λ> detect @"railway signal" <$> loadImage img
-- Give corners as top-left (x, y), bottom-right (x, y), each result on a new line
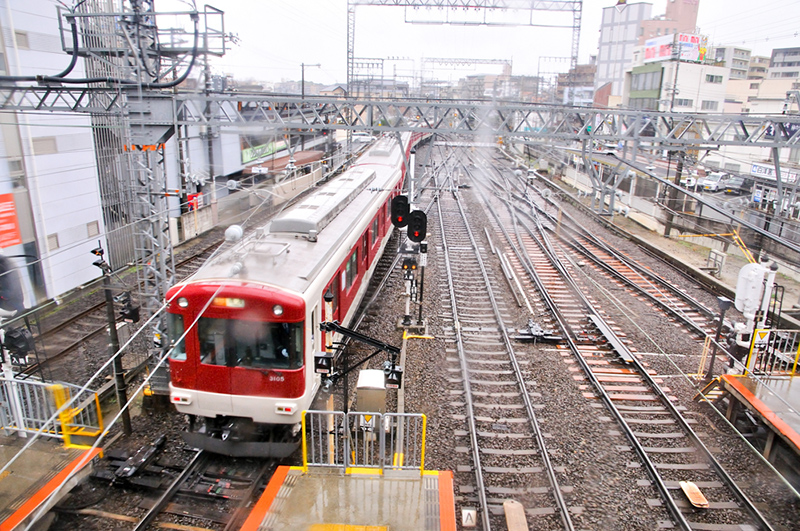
top-left (391, 195), bottom-right (409, 227)
top-left (407, 210), bottom-right (427, 243)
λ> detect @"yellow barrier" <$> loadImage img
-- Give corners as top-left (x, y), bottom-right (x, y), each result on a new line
top-left (49, 384), bottom-right (104, 451)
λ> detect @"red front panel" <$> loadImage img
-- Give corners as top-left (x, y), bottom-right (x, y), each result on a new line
top-left (167, 282), bottom-right (306, 400)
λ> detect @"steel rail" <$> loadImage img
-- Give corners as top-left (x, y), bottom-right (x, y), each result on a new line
top-left (438, 149), bottom-right (574, 529)
top-left (479, 167), bottom-right (775, 530)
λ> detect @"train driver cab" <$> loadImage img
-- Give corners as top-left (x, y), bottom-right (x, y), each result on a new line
top-left (195, 318), bottom-right (303, 370)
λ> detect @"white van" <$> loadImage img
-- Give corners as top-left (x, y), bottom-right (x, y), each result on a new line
top-left (702, 172), bottom-right (727, 192)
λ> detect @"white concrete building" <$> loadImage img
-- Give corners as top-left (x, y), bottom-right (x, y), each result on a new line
top-left (711, 46), bottom-right (751, 80)
top-left (595, 2), bottom-right (653, 104)
top-left (0, 1), bottom-right (108, 307)
top-left (625, 34), bottom-right (728, 114)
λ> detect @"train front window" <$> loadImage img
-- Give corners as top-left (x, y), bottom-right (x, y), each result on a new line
top-left (167, 313), bottom-right (186, 361)
top-left (197, 317), bottom-right (303, 370)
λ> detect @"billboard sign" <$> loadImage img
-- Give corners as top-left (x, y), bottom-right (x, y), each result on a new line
top-left (0, 194), bottom-right (22, 249)
top-left (750, 162), bottom-right (798, 184)
top-left (644, 33), bottom-right (707, 64)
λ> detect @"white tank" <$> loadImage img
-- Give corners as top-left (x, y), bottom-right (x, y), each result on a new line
top-left (735, 262), bottom-right (767, 317)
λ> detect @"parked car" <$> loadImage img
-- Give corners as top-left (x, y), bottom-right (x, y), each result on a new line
top-left (723, 176), bottom-right (754, 195)
top-left (679, 176), bottom-right (697, 188)
top-left (702, 172), bottom-right (727, 192)
top-left (352, 132), bottom-right (376, 143)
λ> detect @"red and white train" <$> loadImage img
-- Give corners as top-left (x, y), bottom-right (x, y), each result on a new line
top-left (165, 132), bottom-right (428, 456)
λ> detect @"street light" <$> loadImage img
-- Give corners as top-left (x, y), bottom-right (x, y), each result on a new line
top-left (300, 63), bottom-right (321, 151)
top-left (300, 62), bottom-right (321, 100)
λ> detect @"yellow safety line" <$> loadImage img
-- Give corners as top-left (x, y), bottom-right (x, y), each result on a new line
top-left (420, 414), bottom-right (427, 472)
top-left (346, 467), bottom-right (384, 475)
top-left (403, 330), bottom-right (435, 340)
top-left (301, 410), bottom-right (308, 473)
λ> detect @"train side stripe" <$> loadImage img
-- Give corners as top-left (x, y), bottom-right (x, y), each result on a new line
top-left (240, 465), bottom-right (290, 531)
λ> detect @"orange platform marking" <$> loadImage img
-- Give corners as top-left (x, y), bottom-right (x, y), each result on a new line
top-left (0, 447), bottom-right (102, 531)
top-left (721, 375), bottom-right (800, 453)
top-left (438, 470), bottom-right (456, 530)
top-left (239, 465), bottom-right (289, 531)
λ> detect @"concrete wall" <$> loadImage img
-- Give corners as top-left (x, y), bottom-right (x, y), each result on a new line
top-left (0, 1), bottom-right (107, 304)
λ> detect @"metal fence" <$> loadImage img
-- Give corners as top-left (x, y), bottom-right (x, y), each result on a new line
top-left (302, 410), bottom-right (426, 475)
top-left (746, 329), bottom-right (800, 375)
top-left (0, 377), bottom-right (103, 442)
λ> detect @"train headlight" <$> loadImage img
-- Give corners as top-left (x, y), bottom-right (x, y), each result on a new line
top-left (178, 297), bottom-right (189, 308)
top-left (272, 304), bottom-right (284, 316)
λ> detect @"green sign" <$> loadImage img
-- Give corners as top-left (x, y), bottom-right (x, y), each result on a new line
top-left (241, 140), bottom-right (288, 164)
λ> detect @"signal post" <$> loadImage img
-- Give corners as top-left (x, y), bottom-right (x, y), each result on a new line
top-left (391, 195), bottom-right (428, 334)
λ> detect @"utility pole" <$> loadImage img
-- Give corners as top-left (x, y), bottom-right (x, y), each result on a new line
top-left (91, 246), bottom-right (132, 436)
top-left (301, 63), bottom-right (321, 151)
top-left (663, 38), bottom-right (684, 237)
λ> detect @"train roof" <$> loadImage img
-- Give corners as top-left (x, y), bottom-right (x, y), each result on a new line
top-left (175, 133), bottom-right (410, 297)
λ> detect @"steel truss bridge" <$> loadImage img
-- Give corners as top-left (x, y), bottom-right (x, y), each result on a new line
top-left (2, 88), bottom-right (798, 148)
top-left (2, 85), bottom-right (799, 361)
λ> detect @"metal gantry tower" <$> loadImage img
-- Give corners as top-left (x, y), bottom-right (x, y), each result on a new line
top-left (346, 0), bottom-right (583, 103)
top-left (47, 1), bottom-right (226, 340)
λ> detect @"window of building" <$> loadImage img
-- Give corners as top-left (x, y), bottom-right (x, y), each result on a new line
top-left (47, 233), bottom-right (59, 251)
top-left (629, 98), bottom-right (659, 110)
top-left (705, 74), bottom-right (723, 84)
top-left (32, 137), bottom-right (57, 155)
top-left (14, 31), bottom-right (29, 50)
top-left (674, 98), bottom-right (693, 107)
top-left (750, 83), bottom-right (760, 89)
top-left (701, 100), bottom-right (719, 111)
top-left (87, 221), bottom-right (100, 238)
top-left (8, 159), bottom-right (23, 175)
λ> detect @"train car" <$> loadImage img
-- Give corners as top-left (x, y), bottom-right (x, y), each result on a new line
top-left (165, 132), bottom-right (428, 456)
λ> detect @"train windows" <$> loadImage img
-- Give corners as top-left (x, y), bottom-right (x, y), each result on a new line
top-left (362, 233), bottom-right (369, 263)
top-left (371, 217), bottom-right (379, 245)
top-left (198, 318), bottom-right (227, 366)
top-left (167, 313), bottom-right (186, 361)
top-left (197, 317), bottom-right (303, 370)
top-left (345, 249), bottom-right (358, 288)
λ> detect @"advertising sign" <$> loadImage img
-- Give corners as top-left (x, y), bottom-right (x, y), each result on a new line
top-left (750, 162), bottom-right (798, 183)
top-left (241, 140), bottom-right (289, 164)
top-left (644, 33), bottom-right (707, 63)
top-left (0, 194), bottom-right (22, 249)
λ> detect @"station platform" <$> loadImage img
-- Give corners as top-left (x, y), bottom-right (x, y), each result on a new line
top-left (720, 374), bottom-right (800, 459)
top-left (241, 466), bottom-right (456, 531)
top-left (0, 436), bottom-right (100, 530)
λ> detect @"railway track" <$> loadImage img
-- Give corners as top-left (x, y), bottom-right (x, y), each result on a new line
top-left (469, 161), bottom-right (773, 530)
top-left (433, 165), bottom-right (573, 530)
top-left (63, 449), bottom-right (275, 530)
top-left (17, 240), bottom-right (222, 381)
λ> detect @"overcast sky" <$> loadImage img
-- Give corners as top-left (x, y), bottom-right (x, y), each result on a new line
top-left (168, 0), bottom-right (800, 85)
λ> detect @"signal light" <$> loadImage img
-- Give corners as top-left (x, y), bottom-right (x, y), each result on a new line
top-left (402, 258), bottom-right (417, 271)
top-left (315, 351), bottom-right (333, 374)
top-left (384, 365), bottom-right (403, 389)
top-left (391, 195), bottom-right (409, 228)
top-left (407, 210), bottom-right (427, 243)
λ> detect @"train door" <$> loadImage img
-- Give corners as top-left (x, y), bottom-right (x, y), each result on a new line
top-left (323, 276), bottom-right (339, 352)
top-left (325, 275), bottom-right (340, 324)
top-left (194, 316), bottom-right (234, 413)
top-left (362, 232), bottom-right (370, 271)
